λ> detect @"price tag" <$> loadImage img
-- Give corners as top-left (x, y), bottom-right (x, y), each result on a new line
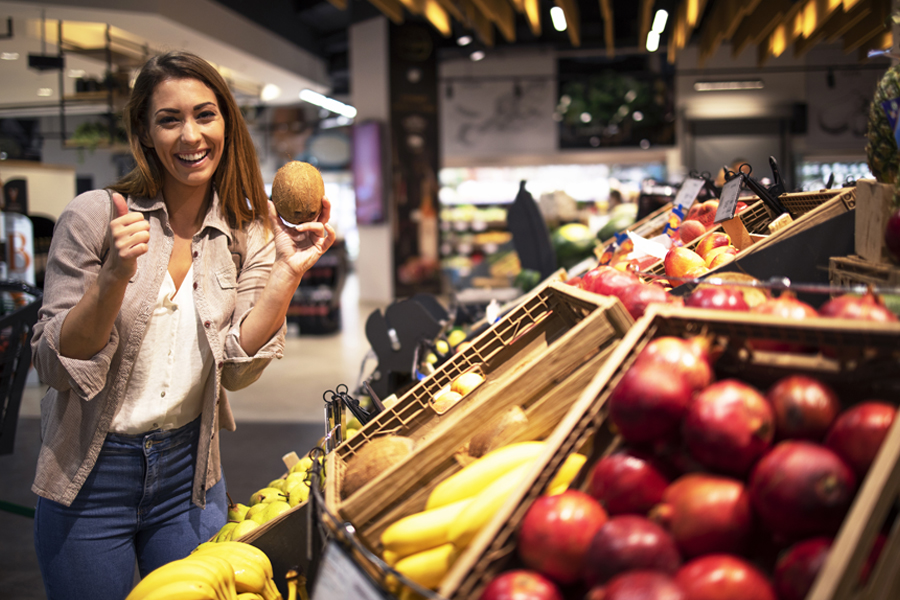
top-left (714, 177), bottom-right (742, 224)
top-left (312, 540), bottom-right (392, 600)
top-left (673, 178), bottom-right (705, 213)
top-left (627, 231), bottom-right (669, 261)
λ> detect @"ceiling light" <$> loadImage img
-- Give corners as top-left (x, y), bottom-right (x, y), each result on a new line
top-left (550, 7), bottom-right (567, 31)
top-left (651, 10), bottom-right (669, 33)
top-left (470, 50), bottom-right (485, 62)
top-left (694, 80), bottom-right (765, 91)
top-left (646, 31), bottom-right (660, 52)
top-left (260, 83), bottom-right (281, 102)
top-left (37, 88), bottom-right (53, 97)
top-left (67, 69), bottom-right (86, 78)
top-left (457, 35), bottom-right (473, 46)
top-left (299, 89), bottom-right (357, 119)
top-left (1, 52), bottom-right (19, 61)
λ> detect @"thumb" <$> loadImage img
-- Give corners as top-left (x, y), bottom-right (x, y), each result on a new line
top-left (112, 192), bottom-right (129, 219)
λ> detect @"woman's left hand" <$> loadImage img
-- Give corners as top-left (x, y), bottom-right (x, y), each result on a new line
top-left (268, 196), bottom-right (337, 280)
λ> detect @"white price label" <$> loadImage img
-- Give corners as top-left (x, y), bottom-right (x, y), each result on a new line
top-left (674, 178), bottom-right (705, 212)
top-left (714, 177), bottom-right (742, 224)
top-left (312, 541), bottom-right (391, 600)
top-left (627, 231), bottom-right (669, 261)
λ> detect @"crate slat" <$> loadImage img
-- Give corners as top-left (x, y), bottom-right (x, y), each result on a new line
top-left (830, 255), bottom-right (900, 287)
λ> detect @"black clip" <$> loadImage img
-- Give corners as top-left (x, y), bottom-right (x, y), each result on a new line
top-left (732, 163), bottom-right (789, 216)
top-left (326, 384), bottom-right (375, 429)
top-left (767, 156), bottom-right (787, 197)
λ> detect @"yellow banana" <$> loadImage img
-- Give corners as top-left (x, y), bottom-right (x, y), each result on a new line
top-left (381, 497), bottom-right (473, 559)
top-left (383, 549), bottom-right (400, 566)
top-left (194, 545), bottom-right (270, 595)
top-left (132, 580), bottom-right (219, 600)
top-left (126, 557), bottom-right (226, 600)
top-left (183, 554), bottom-right (239, 600)
top-left (203, 542), bottom-right (275, 579)
top-left (447, 460), bottom-right (535, 549)
top-left (393, 543), bottom-right (457, 590)
top-left (546, 453), bottom-right (587, 496)
top-left (263, 578), bottom-right (284, 600)
top-left (237, 594), bottom-right (265, 600)
top-left (426, 441), bottom-right (545, 510)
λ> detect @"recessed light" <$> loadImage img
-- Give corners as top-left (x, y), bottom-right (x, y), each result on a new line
top-left (260, 83), bottom-right (281, 102)
top-left (1, 52), bottom-right (19, 61)
top-left (37, 88), bottom-right (52, 97)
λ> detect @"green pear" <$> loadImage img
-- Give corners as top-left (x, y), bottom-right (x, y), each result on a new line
top-left (227, 502), bottom-right (250, 522)
top-left (213, 522), bottom-right (238, 543)
top-left (346, 415), bottom-right (362, 430)
top-left (283, 473), bottom-right (307, 492)
top-left (288, 481), bottom-right (310, 507)
top-left (245, 503), bottom-right (268, 523)
top-left (249, 487), bottom-right (286, 505)
top-left (230, 519), bottom-right (260, 541)
top-left (266, 479), bottom-right (286, 492)
top-left (289, 456), bottom-right (314, 476)
top-left (260, 500), bottom-right (292, 524)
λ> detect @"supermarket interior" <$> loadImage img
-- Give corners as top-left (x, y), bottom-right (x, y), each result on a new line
top-left (1, 0), bottom-right (900, 599)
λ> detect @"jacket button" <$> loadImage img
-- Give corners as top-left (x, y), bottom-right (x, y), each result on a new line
top-left (193, 282), bottom-right (198, 290)
top-left (193, 251), bottom-right (199, 258)
top-left (204, 321), bottom-right (211, 328)
top-left (218, 361), bottom-right (224, 369)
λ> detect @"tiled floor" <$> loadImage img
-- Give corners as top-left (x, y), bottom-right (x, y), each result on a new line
top-left (0, 272), bottom-right (387, 599)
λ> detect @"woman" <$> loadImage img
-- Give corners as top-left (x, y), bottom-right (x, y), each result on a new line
top-left (31, 51), bottom-right (335, 600)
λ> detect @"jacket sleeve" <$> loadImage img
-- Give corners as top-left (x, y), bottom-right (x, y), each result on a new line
top-left (31, 191), bottom-right (120, 400)
top-left (221, 220), bottom-right (286, 391)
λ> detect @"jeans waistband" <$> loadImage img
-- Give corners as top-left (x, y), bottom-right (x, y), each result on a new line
top-left (103, 416), bottom-right (201, 453)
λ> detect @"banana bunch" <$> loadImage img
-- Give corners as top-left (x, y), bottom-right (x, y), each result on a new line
top-left (379, 441), bottom-right (586, 593)
top-left (125, 541), bottom-right (282, 600)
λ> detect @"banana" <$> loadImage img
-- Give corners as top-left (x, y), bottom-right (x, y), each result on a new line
top-left (546, 452), bottom-right (587, 496)
top-left (131, 580), bottom-right (219, 600)
top-left (183, 554), bottom-right (239, 600)
top-left (197, 541), bottom-right (275, 579)
top-left (382, 549), bottom-right (400, 566)
top-left (237, 594), bottom-right (265, 600)
top-left (426, 441), bottom-right (546, 510)
top-left (392, 542), bottom-right (458, 590)
top-left (381, 497), bottom-right (473, 559)
top-left (194, 543), bottom-right (272, 595)
top-left (126, 557), bottom-right (227, 600)
top-left (263, 578), bottom-right (284, 600)
top-left (447, 460), bottom-right (535, 549)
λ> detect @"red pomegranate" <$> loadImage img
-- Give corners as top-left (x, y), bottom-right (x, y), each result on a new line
top-left (773, 537), bottom-right (832, 600)
top-left (589, 268), bottom-right (641, 299)
top-left (825, 401), bottom-right (897, 479)
top-left (749, 441), bottom-right (857, 539)
top-left (767, 375), bottom-right (841, 441)
top-left (750, 292), bottom-right (819, 352)
top-left (621, 282), bottom-right (672, 320)
top-left (609, 363), bottom-right (694, 444)
top-left (682, 379), bottom-right (774, 475)
top-left (583, 515), bottom-right (682, 587)
top-left (518, 490), bottom-right (609, 584)
top-left (565, 275), bottom-right (584, 289)
top-left (886, 207), bottom-right (900, 263)
top-left (581, 267), bottom-right (614, 293)
top-left (650, 473), bottom-right (753, 558)
top-left (591, 571), bottom-right (686, 600)
top-left (675, 554), bottom-right (776, 600)
top-left (588, 450), bottom-right (671, 515)
top-left (819, 291), bottom-right (898, 323)
top-left (479, 570), bottom-right (563, 600)
top-left (633, 336), bottom-right (714, 394)
top-left (684, 286), bottom-right (749, 311)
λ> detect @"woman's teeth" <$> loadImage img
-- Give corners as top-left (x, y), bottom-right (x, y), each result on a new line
top-left (177, 150), bottom-right (208, 163)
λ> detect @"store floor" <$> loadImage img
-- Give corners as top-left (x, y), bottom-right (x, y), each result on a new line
top-left (0, 272), bottom-right (387, 599)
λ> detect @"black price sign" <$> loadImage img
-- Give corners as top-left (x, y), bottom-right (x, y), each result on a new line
top-left (714, 176), bottom-right (742, 224)
top-left (312, 540), bottom-right (392, 600)
top-left (674, 178), bottom-right (705, 212)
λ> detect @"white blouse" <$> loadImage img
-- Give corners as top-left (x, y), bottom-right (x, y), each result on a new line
top-left (110, 264), bottom-right (213, 434)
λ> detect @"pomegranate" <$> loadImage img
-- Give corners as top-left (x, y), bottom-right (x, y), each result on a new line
top-left (749, 441), bottom-right (857, 539)
top-left (633, 336), bottom-right (714, 394)
top-left (581, 266), bottom-right (615, 294)
top-left (588, 450), bottom-right (671, 515)
top-left (825, 401), bottom-right (897, 479)
top-left (684, 286), bottom-right (749, 311)
top-left (819, 290), bottom-right (898, 323)
top-left (650, 473), bottom-right (753, 558)
top-left (478, 570), bottom-right (563, 600)
top-left (885, 206), bottom-right (900, 263)
top-left (675, 554), bottom-right (776, 600)
top-left (767, 375), bottom-right (841, 441)
top-left (517, 490), bottom-right (609, 584)
top-left (621, 282), bottom-right (672, 320)
top-left (682, 379), bottom-right (774, 475)
top-left (609, 363), bottom-right (694, 444)
top-left (773, 537), bottom-right (832, 600)
top-left (750, 292), bottom-right (819, 352)
top-left (583, 515), bottom-right (682, 587)
top-left (592, 571), bottom-right (686, 600)
top-left (565, 275), bottom-right (584, 289)
top-left (590, 268), bottom-right (641, 299)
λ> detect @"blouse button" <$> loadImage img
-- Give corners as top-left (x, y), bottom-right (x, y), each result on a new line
top-left (193, 282), bottom-right (198, 290)
top-left (218, 361), bottom-right (224, 369)
top-left (193, 251), bottom-right (199, 258)
top-left (204, 321), bottom-right (211, 328)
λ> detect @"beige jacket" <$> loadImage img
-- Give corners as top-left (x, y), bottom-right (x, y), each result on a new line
top-left (32, 189), bottom-right (285, 508)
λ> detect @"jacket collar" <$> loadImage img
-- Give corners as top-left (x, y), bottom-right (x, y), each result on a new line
top-left (127, 188), bottom-right (234, 243)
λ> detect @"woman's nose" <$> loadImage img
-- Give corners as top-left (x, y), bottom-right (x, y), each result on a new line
top-left (181, 119), bottom-right (201, 143)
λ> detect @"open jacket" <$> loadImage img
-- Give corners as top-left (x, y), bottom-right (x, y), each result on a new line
top-left (31, 189), bottom-right (285, 508)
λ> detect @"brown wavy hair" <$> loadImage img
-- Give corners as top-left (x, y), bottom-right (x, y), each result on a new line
top-left (110, 51), bottom-right (266, 230)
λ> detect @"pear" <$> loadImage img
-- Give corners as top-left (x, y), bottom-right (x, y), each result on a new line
top-left (226, 502), bottom-right (250, 522)
top-left (283, 472), bottom-right (308, 492)
top-left (288, 482), bottom-right (311, 506)
top-left (434, 339), bottom-right (450, 355)
top-left (347, 415), bottom-right (362, 430)
top-left (266, 479), bottom-right (286, 492)
top-left (249, 487), bottom-right (286, 505)
top-left (213, 522), bottom-right (238, 543)
top-left (245, 503), bottom-right (269, 524)
top-left (230, 519), bottom-right (260, 541)
top-left (345, 427), bottom-right (360, 439)
top-left (260, 500), bottom-right (292, 524)
top-left (447, 328), bottom-right (467, 348)
top-left (289, 456), bottom-right (314, 476)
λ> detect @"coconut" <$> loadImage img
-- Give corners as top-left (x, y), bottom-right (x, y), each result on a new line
top-left (341, 435), bottom-right (416, 498)
top-left (271, 161), bottom-right (324, 225)
top-left (468, 405), bottom-right (529, 458)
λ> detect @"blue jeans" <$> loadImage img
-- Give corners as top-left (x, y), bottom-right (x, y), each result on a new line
top-left (34, 417), bottom-right (228, 600)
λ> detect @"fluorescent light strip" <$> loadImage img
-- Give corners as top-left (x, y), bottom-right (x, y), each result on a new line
top-left (651, 10), bottom-right (668, 33)
top-left (694, 80), bottom-right (765, 91)
top-left (550, 6), bottom-right (567, 32)
top-left (299, 89), bottom-right (357, 119)
top-left (646, 31), bottom-right (660, 52)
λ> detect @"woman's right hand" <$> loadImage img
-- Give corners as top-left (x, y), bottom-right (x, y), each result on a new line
top-left (105, 192), bottom-right (150, 281)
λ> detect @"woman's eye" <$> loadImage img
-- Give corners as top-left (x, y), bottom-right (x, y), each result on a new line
top-left (198, 110), bottom-right (217, 120)
top-left (158, 116), bottom-right (178, 125)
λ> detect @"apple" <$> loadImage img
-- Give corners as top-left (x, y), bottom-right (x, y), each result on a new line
top-left (736, 201), bottom-right (750, 214)
top-left (452, 371), bottom-right (484, 395)
top-left (687, 200), bottom-right (719, 229)
top-left (703, 245), bottom-right (738, 267)
top-left (518, 490), bottom-right (609, 584)
top-left (664, 247), bottom-right (707, 279)
top-left (708, 252), bottom-right (736, 270)
top-left (679, 219), bottom-right (706, 244)
top-left (478, 570), bottom-right (563, 600)
top-left (695, 232), bottom-right (731, 260)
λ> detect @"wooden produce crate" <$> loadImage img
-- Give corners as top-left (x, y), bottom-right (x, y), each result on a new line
top-left (830, 255), bottom-right (900, 288)
top-left (854, 180), bottom-right (896, 265)
top-left (325, 283), bottom-right (633, 545)
top-left (441, 305), bottom-right (900, 600)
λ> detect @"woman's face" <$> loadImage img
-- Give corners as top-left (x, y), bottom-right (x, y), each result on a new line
top-left (143, 77), bottom-right (226, 195)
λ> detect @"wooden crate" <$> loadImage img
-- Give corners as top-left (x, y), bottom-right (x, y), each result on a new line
top-left (854, 180), bottom-right (895, 264)
top-left (441, 305), bottom-right (900, 600)
top-left (830, 255), bottom-right (900, 288)
top-left (325, 283), bottom-right (633, 528)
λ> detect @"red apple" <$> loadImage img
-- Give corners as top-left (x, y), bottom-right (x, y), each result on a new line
top-left (664, 247), bottom-right (707, 279)
top-left (590, 571), bottom-right (686, 600)
top-left (517, 490), bottom-right (609, 584)
top-left (703, 245), bottom-right (738, 267)
top-left (707, 252), bottom-right (736, 270)
top-left (679, 220), bottom-right (706, 244)
top-left (583, 515), bottom-right (682, 587)
top-left (479, 570), bottom-right (563, 600)
top-left (675, 554), bottom-right (776, 600)
top-left (825, 401), bottom-right (896, 479)
top-left (588, 450), bottom-right (672, 515)
top-left (695, 232), bottom-right (732, 260)
top-left (688, 200), bottom-right (720, 229)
